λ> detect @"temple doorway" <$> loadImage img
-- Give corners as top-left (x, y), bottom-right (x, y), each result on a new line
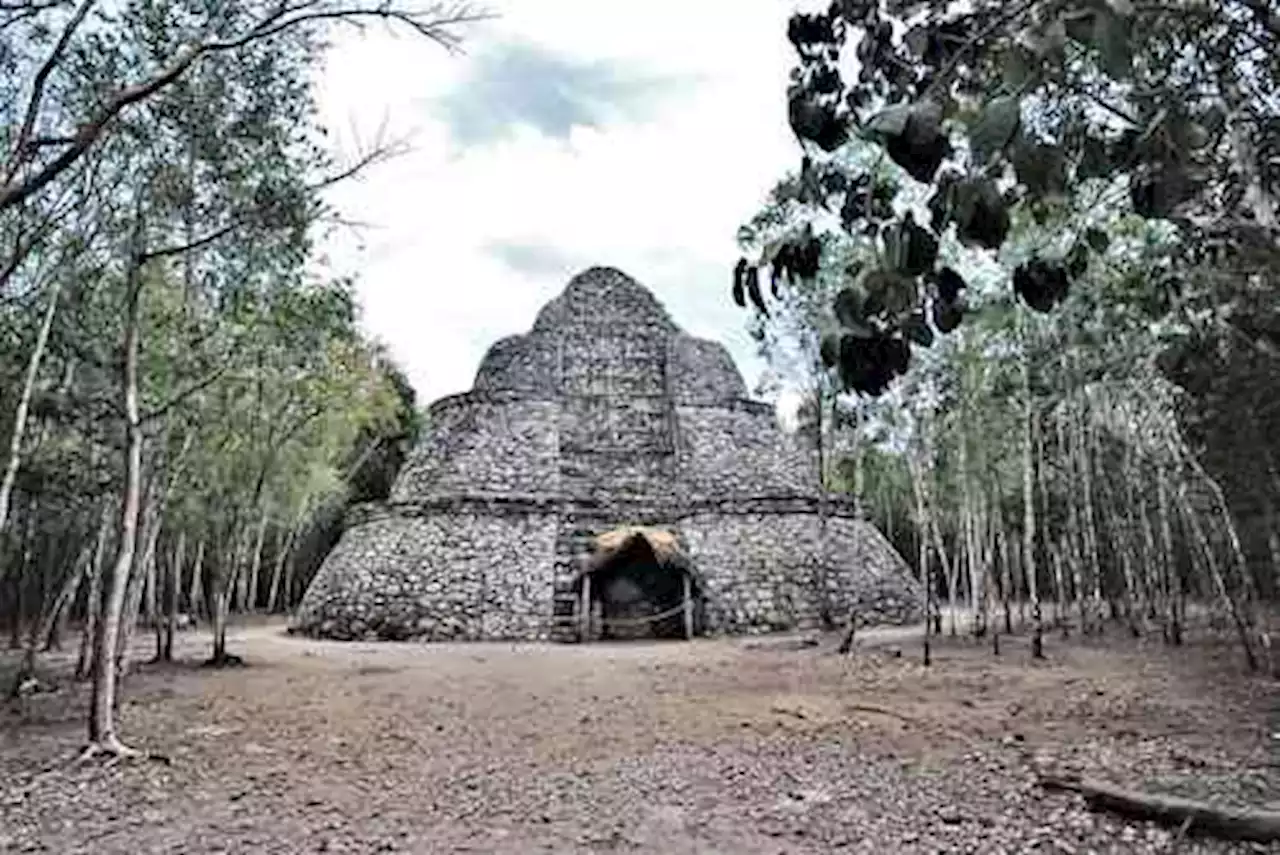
top-left (576, 527), bottom-right (702, 642)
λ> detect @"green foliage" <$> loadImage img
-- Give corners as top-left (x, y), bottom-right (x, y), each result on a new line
top-left (735, 0), bottom-right (1280, 398)
top-left (0, 0), bottom-right (453, 625)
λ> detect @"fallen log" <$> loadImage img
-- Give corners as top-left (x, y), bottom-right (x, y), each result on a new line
top-left (1038, 773), bottom-right (1280, 843)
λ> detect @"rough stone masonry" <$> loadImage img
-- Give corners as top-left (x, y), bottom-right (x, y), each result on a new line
top-left (292, 266), bottom-right (923, 642)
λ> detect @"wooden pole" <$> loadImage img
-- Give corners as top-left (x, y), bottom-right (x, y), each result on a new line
top-left (682, 572), bottom-right (693, 640)
top-left (580, 573), bottom-right (592, 643)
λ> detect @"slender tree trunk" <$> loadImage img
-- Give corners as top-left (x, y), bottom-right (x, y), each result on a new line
top-left (147, 532), bottom-right (161, 658)
top-left (267, 508), bottom-right (304, 614)
top-left (1155, 465), bottom-right (1182, 645)
top-left (188, 537), bottom-right (205, 622)
top-left (1185, 451), bottom-right (1271, 673)
top-left (1054, 405), bottom-right (1083, 634)
top-left (75, 504), bottom-right (112, 680)
top-left (163, 530), bottom-right (185, 662)
top-left (919, 483), bottom-right (932, 667)
top-left (39, 537), bottom-right (91, 652)
top-left (210, 524), bottom-right (248, 665)
top-left (10, 496), bottom-right (38, 649)
top-left (0, 278), bottom-right (61, 542)
top-left (1074, 401), bottom-right (1104, 630)
top-left (116, 489), bottom-right (160, 673)
top-left (1178, 483), bottom-right (1258, 671)
top-left (86, 239), bottom-right (146, 756)
top-left (1019, 310), bottom-right (1043, 659)
top-left (13, 530), bottom-right (91, 684)
top-left (997, 520), bottom-right (1013, 638)
top-left (246, 509), bottom-right (268, 614)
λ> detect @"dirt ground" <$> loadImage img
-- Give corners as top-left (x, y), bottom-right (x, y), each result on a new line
top-left (2, 620), bottom-right (1278, 854)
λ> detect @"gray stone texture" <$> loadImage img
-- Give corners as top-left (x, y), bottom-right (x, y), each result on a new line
top-left (293, 267), bottom-right (923, 642)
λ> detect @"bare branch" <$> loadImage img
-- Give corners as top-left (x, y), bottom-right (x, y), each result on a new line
top-left (3, 0), bottom-right (97, 184)
top-left (0, 3), bottom-right (490, 213)
top-left (141, 220), bottom-right (240, 261)
top-left (140, 364), bottom-right (232, 424)
top-left (142, 137), bottom-right (406, 260)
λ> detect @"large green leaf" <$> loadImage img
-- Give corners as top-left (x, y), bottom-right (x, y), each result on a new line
top-left (968, 96), bottom-right (1022, 166)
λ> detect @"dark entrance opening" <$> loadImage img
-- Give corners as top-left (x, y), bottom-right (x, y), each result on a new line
top-left (577, 531), bottom-right (702, 642)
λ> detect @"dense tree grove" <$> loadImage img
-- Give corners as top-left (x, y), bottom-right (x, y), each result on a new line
top-left (0, 0), bottom-right (473, 756)
top-left (738, 0), bottom-right (1279, 672)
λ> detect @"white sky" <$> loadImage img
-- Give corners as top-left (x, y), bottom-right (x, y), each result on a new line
top-left (312, 0), bottom-right (805, 414)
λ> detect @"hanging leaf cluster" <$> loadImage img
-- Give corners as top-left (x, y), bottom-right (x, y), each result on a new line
top-left (731, 227), bottom-right (824, 317)
top-left (734, 0), bottom-right (1279, 397)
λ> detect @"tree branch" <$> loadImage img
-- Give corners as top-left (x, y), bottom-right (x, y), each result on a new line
top-left (140, 141), bottom-right (399, 260)
top-left (0, 3), bottom-right (489, 212)
top-left (3, 0), bottom-right (97, 184)
top-left (140, 364), bottom-right (232, 424)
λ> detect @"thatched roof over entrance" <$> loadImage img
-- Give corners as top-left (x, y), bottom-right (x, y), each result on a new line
top-left (588, 526), bottom-right (683, 569)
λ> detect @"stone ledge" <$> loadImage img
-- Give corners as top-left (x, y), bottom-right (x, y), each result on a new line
top-left (426, 390), bottom-right (775, 420)
top-left (343, 493), bottom-right (864, 528)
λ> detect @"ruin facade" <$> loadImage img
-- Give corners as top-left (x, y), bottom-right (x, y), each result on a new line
top-left (292, 267), bottom-right (923, 642)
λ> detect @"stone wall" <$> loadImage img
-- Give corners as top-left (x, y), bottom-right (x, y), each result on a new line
top-left (390, 394), bottom-right (561, 502)
top-left (472, 335), bottom-right (557, 394)
top-left (295, 495), bottom-right (923, 642)
top-left (675, 405), bottom-right (818, 500)
top-left (669, 335), bottom-right (747, 404)
top-left (680, 512), bottom-right (826, 634)
top-left (822, 515), bottom-right (925, 629)
top-left (292, 510), bottom-right (559, 641)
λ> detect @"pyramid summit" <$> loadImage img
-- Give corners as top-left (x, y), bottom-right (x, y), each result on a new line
top-left (293, 266), bottom-right (922, 642)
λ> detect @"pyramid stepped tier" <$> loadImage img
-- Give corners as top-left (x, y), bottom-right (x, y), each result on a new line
top-left (293, 267), bottom-right (923, 642)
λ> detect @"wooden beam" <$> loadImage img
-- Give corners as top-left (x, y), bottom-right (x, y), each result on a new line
top-left (580, 573), bottom-right (592, 643)
top-left (682, 572), bottom-right (693, 640)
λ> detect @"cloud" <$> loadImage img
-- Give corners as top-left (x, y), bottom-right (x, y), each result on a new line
top-left (484, 239), bottom-right (580, 278)
top-left (315, 0), bottom-right (802, 411)
top-left (432, 40), bottom-right (693, 147)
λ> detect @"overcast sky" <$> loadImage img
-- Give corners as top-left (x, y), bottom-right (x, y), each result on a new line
top-left (312, 0), bottom-right (804, 412)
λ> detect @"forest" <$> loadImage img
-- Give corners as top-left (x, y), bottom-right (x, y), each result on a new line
top-left (736, 0), bottom-right (1280, 674)
top-left (1, 0), bottom-right (1279, 852)
top-left (0, 0), bottom-right (475, 757)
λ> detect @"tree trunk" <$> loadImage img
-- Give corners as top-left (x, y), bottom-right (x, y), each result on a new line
top-left (1073, 401), bottom-right (1104, 631)
top-left (162, 530), bottom-right (185, 662)
top-left (188, 537), bottom-right (205, 621)
top-left (910, 452), bottom-right (933, 667)
top-left (13, 530), bottom-right (92, 687)
top-left (997, 520), bottom-right (1013, 638)
top-left (245, 509), bottom-right (269, 614)
top-left (1039, 774), bottom-right (1280, 843)
top-left (115, 490), bottom-right (160, 674)
top-left (1186, 451), bottom-right (1272, 673)
top-left (1019, 309), bottom-right (1043, 659)
top-left (209, 525), bottom-right (249, 666)
top-left (147, 531), bottom-right (161, 659)
top-left (1154, 466), bottom-right (1182, 645)
top-left (0, 278), bottom-right (61, 542)
top-left (75, 504), bottom-right (112, 680)
top-left (38, 537), bottom-right (91, 653)
top-left (9, 496), bottom-right (38, 649)
top-left (86, 237), bottom-right (147, 757)
top-left (1178, 484), bottom-right (1258, 671)
top-left (267, 508), bottom-right (304, 614)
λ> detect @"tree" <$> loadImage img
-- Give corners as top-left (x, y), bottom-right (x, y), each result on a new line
top-left (734, 0), bottom-right (1279, 400)
top-left (1, 0), bottom-right (479, 758)
top-left (0, 0), bottom-right (485, 213)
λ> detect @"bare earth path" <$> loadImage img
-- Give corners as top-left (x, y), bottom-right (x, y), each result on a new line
top-left (2, 622), bottom-right (1278, 854)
